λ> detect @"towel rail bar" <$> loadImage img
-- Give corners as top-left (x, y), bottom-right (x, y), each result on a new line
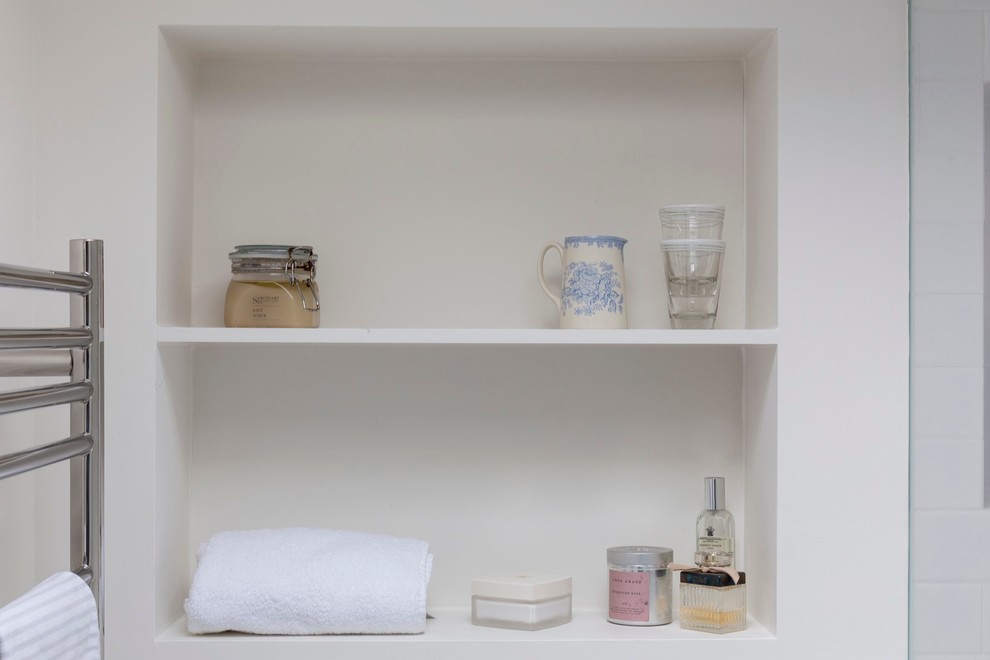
top-left (0, 239), bottom-right (103, 653)
top-left (0, 433), bottom-right (93, 481)
top-left (74, 566), bottom-right (93, 585)
top-left (68, 239), bottom-right (103, 644)
top-left (0, 350), bottom-right (72, 377)
top-left (0, 263), bottom-right (92, 294)
top-left (0, 381), bottom-right (93, 416)
top-left (0, 328), bottom-right (93, 350)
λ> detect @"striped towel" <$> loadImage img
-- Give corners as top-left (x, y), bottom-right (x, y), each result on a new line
top-left (0, 572), bottom-right (100, 660)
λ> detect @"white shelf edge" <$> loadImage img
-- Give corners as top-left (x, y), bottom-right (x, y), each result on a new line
top-left (157, 609), bottom-right (774, 647)
top-left (156, 326), bottom-right (779, 346)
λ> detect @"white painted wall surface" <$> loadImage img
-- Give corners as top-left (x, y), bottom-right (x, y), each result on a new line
top-left (911, 2), bottom-right (990, 658)
top-left (0, 0), bottom-right (88, 605)
top-left (5, 1), bottom-right (910, 658)
top-left (0, 0), bottom-right (37, 605)
top-left (30, 1), bottom-right (160, 656)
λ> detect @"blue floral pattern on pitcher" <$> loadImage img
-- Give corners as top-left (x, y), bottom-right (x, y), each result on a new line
top-left (562, 261), bottom-right (624, 316)
top-left (565, 235), bottom-right (627, 250)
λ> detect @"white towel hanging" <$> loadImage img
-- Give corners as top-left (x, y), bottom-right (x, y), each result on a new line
top-left (0, 572), bottom-right (100, 660)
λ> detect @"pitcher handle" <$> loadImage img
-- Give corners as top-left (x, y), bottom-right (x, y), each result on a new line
top-left (538, 241), bottom-right (565, 314)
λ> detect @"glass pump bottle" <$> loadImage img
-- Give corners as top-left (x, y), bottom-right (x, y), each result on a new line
top-left (694, 476), bottom-right (735, 568)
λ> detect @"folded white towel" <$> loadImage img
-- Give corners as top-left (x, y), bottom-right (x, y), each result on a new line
top-left (0, 572), bottom-right (100, 660)
top-left (184, 528), bottom-right (433, 635)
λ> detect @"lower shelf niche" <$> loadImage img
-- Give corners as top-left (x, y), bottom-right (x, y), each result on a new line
top-left (154, 342), bottom-right (777, 653)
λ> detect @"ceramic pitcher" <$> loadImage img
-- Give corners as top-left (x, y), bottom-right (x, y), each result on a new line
top-left (538, 235), bottom-right (628, 329)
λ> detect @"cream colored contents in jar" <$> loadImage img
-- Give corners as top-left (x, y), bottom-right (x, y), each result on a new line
top-left (224, 279), bottom-right (320, 328)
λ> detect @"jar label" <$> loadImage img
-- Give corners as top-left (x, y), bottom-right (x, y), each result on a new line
top-left (224, 280), bottom-right (320, 328)
top-left (697, 537), bottom-right (731, 552)
top-left (608, 569), bottom-right (649, 621)
top-left (250, 293), bottom-right (282, 320)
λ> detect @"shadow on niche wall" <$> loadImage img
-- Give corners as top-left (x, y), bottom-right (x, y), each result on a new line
top-left (984, 80), bottom-right (990, 509)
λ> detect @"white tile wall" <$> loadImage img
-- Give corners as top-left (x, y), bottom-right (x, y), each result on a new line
top-left (912, 222), bottom-right (983, 294)
top-left (914, 8), bottom-right (984, 80)
top-left (912, 3), bottom-right (990, 658)
top-left (913, 295), bottom-right (984, 366)
top-left (913, 440), bottom-right (985, 509)
top-left (913, 511), bottom-right (990, 581)
top-left (912, 367), bottom-right (984, 437)
top-left (913, 584), bottom-right (984, 654)
top-left (911, 152), bottom-right (984, 223)
top-left (984, 585), bottom-right (990, 647)
top-left (914, 81), bottom-right (985, 153)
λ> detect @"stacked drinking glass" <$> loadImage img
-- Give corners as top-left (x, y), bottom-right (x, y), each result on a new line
top-left (659, 205), bottom-right (726, 329)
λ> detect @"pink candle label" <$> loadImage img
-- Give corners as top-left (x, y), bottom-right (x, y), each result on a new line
top-left (608, 570), bottom-right (650, 621)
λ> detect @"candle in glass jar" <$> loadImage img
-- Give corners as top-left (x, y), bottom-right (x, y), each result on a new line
top-left (606, 546), bottom-right (673, 626)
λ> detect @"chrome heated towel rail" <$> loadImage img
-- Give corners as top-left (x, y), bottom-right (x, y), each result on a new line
top-left (0, 239), bottom-right (104, 641)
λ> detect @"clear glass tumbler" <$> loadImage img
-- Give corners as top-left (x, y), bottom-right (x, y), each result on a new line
top-left (660, 239), bottom-right (726, 329)
top-left (659, 204), bottom-right (725, 240)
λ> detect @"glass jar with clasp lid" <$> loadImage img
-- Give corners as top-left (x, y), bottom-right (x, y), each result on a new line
top-left (223, 245), bottom-right (321, 328)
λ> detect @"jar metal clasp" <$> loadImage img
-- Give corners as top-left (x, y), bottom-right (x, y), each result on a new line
top-left (286, 246), bottom-right (320, 312)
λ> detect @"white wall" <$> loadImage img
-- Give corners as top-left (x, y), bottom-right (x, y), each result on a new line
top-left (0, 0), bottom-right (39, 606)
top-left (0, 1), bottom-right (914, 656)
top-left (911, 2), bottom-right (990, 657)
top-left (0, 0), bottom-right (82, 607)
